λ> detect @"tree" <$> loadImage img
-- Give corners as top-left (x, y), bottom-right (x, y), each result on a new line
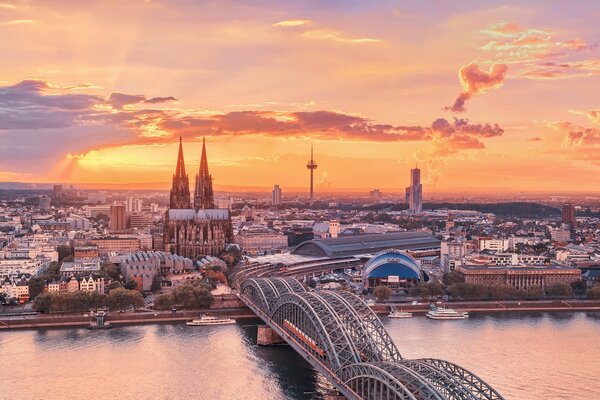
top-left (570, 280), bottom-right (587, 296)
top-left (107, 281), bottom-right (123, 291)
top-left (587, 285), bottom-right (600, 299)
top-left (447, 283), bottom-right (488, 300)
top-left (28, 277), bottom-right (46, 300)
top-left (171, 283), bottom-right (214, 309)
top-left (443, 271), bottom-right (465, 286)
top-left (546, 283), bottom-right (573, 299)
top-left (43, 262), bottom-right (61, 281)
top-left (154, 294), bottom-right (174, 310)
top-left (526, 285), bottom-right (545, 300)
top-left (306, 278), bottom-right (317, 289)
top-left (57, 245), bottom-right (73, 262)
top-left (488, 284), bottom-right (517, 300)
top-left (374, 285), bottom-right (391, 302)
top-left (101, 262), bottom-right (121, 282)
top-left (410, 282), bottom-right (445, 301)
top-left (151, 276), bottom-right (162, 292)
top-left (33, 293), bottom-right (53, 313)
top-left (88, 291), bottom-right (107, 311)
top-left (0, 292), bottom-right (7, 305)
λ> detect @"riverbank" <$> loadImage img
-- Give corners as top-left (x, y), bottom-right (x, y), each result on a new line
top-left (0, 308), bottom-right (256, 330)
top-left (372, 299), bottom-right (600, 315)
top-left (2, 298), bottom-right (600, 330)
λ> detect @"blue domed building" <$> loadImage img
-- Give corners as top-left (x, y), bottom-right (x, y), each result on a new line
top-left (362, 249), bottom-right (423, 289)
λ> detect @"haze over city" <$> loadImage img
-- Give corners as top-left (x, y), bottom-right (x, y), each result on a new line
top-left (2, 2), bottom-right (600, 400)
top-left (1, 1), bottom-right (600, 192)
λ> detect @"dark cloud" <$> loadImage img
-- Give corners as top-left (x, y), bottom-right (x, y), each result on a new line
top-left (107, 93), bottom-right (177, 109)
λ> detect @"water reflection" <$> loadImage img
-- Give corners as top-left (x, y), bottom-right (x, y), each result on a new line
top-left (1, 312), bottom-right (599, 400)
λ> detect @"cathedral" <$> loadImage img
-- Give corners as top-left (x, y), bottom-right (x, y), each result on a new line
top-left (163, 137), bottom-right (233, 258)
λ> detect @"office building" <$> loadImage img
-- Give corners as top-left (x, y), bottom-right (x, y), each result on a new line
top-left (272, 184), bottom-right (282, 206)
top-left (110, 204), bottom-right (127, 231)
top-left (406, 166), bottom-right (423, 214)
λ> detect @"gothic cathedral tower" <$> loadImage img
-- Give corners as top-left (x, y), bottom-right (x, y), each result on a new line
top-left (194, 137), bottom-right (215, 210)
top-left (169, 137), bottom-right (191, 209)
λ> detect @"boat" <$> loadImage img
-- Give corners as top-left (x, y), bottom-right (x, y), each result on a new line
top-left (186, 314), bottom-right (236, 326)
top-left (388, 307), bottom-right (412, 318)
top-left (426, 305), bottom-right (468, 320)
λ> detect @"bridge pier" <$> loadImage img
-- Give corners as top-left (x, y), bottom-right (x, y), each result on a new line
top-left (257, 325), bottom-right (286, 345)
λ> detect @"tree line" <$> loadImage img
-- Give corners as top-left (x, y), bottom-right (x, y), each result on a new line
top-left (33, 288), bottom-right (145, 313)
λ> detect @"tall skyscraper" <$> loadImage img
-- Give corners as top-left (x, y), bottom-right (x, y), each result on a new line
top-left (306, 145), bottom-right (318, 205)
top-left (562, 203), bottom-right (576, 227)
top-left (272, 184), bottom-right (282, 206)
top-left (110, 204), bottom-right (127, 231)
top-left (194, 137), bottom-right (215, 210)
top-left (407, 166), bottom-right (423, 214)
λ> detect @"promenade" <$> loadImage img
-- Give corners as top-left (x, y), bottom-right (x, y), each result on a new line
top-left (2, 298), bottom-right (599, 330)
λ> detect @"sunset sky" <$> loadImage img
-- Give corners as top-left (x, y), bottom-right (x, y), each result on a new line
top-left (1, 1), bottom-right (600, 193)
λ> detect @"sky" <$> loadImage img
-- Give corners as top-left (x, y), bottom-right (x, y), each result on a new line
top-left (1, 0), bottom-right (600, 193)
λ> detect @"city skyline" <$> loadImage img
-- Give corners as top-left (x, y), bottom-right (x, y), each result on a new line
top-left (1, 1), bottom-right (600, 193)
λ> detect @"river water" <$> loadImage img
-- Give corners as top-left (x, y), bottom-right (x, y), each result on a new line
top-left (1, 312), bottom-right (599, 399)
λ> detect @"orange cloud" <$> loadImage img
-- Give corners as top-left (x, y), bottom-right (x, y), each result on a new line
top-left (446, 63), bottom-right (508, 112)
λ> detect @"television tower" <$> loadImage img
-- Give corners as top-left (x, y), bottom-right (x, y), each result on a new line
top-left (306, 145), bottom-right (318, 205)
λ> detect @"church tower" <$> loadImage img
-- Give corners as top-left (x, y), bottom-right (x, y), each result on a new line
top-left (194, 137), bottom-right (215, 210)
top-left (169, 137), bottom-right (191, 209)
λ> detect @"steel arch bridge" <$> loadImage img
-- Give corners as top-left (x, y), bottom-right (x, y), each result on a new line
top-left (239, 278), bottom-right (504, 400)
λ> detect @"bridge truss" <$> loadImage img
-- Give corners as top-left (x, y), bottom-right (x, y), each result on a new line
top-left (239, 277), bottom-right (505, 400)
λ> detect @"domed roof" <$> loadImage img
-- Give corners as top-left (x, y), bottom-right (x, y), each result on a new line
top-left (362, 249), bottom-right (421, 280)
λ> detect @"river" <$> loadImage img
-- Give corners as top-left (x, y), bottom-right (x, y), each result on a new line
top-left (1, 311), bottom-right (599, 399)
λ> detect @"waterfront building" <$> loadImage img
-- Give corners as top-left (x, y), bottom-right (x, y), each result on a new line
top-left (407, 166), bottom-right (423, 214)
top-left (163, 138), bottom-right (233, 258)
top-left (456, 265), bottom-right (581, 289)
top-left (272, 184), bottom-right (282, 206)
top-left (110, 204), bottom-right (127, 231)
top-left (362, 250), bottom-right (423, 289)
top-left (120, 251), bottom-right (194, 291)
top-left (0, 276), bottom-right (29, 303)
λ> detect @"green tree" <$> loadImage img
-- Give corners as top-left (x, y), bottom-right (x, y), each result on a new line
top-left (526, 285), bottom-right (545, 300)
top-left (443, 271), bottom-right (465, 286)
top-left (101, 262), bottom-right (121, 282)
top-left (28, 277), bottom-right (46, 300)
top-left (57, 245), bottom-right (73, 262)
top-left (448, 283), bottom-right (488, 300)
top-left (154, 294), bottom-right (174, 310)
top-left (409, 282), bottom-right (445, 301)
top-left (107, 281), bottom-right (123, 291)
top-left (547, 283), bottom-right (573, 299)
top-left (0, 292), bottom-right (7, 304)
top-left (88, 291), bottom-right (107, 311)
top-left (43, 262), bottom-right (61, 281)
top-left (33, 292), bottom-right (53, 313)
top-left (374, 285), bottom-right (391, 302)
top-left (488, 284), bottom-right (517, 300)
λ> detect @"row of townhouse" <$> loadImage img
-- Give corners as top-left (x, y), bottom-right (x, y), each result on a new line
top-left (0, 276), bottom-right (30, 303)
top-left (45, 275), bottom-right (107, 294)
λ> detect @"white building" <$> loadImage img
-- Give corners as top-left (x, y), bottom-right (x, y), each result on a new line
top-left (478, 238), bottom-right (510, 252)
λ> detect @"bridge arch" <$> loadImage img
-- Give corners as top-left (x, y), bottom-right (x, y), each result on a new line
top-left (269, 292), bottom-right (362, 372)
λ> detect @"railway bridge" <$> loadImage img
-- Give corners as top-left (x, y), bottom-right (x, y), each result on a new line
top-left (239, 277), bottom-right (505, 400)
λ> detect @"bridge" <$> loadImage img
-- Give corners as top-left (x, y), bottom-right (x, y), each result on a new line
top-left (238, 277), bottom-right (505, 400)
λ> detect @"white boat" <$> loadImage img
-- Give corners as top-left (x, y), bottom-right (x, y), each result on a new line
top-left (426, 305), bottom-right (468, 320)
top-left (388, 307), bottom-right (413, 318)
top-left (186, 314), bottom-right (236, 326)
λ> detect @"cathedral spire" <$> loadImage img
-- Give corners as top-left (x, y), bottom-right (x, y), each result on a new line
top-left (194, 137), bottom-right (215, 209)
top-left (169, 136), bottom-right (191, 209)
